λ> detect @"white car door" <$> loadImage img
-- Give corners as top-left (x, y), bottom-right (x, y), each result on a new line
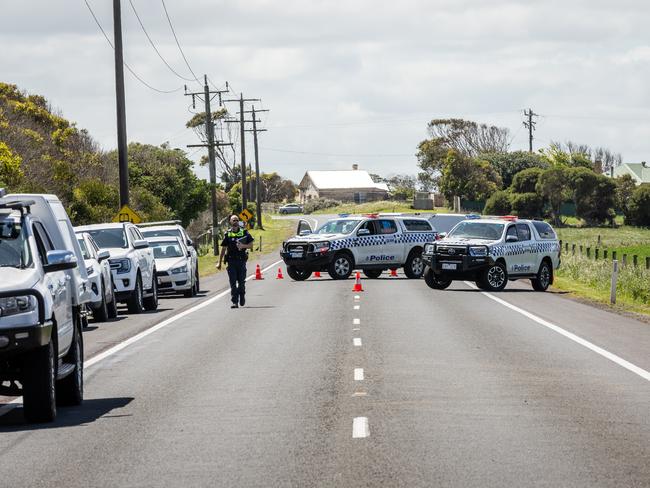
top-left (373, 219), bottom-right (402, 265)
top-left (516, 223), bottom-right (537, 274)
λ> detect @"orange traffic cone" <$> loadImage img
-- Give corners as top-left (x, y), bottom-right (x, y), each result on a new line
top-left (276, 267), bottom-right (284, 279)
top-left (390, 268), bottom-right (398, 277)
top-left (255, 264), bottom-right (264, 280)
top-left (352, 272), bottom-right (364, 292)
top-left (314, 271), bottom-right (321, 278)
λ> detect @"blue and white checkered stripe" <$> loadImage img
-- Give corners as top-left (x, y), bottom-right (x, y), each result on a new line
top-left (490, 240), bottom-right (560, 258)
top-left (329, 232), bottom-right (436, 251)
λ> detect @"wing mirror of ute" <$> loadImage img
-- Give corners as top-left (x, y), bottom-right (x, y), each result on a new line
top-left (44, 250), bottom-right (77, 273)
top-left (97, 250), bottom-right (110, 262)
top-left (133, 239), bottom-right (149, 249)
top-left (299, 229), bottom-right (312, 236)
top-left (357, 228), bottom-right (371, 236)
top-left (506, 235), bottom-right (518, 243)
top-left (437, 232), bottom-right (446, 240)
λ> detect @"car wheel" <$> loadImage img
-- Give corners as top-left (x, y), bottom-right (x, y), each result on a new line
top-left (127, 274), bottom-right (144, 314)
top-left (423, 266), bottom-right (452, 290)
top-left (363, 269), bottom-right (382, 279)
top-left (481, 261), bottom-right (508, 292)
top-left (143, 274), bottom-right (159, 311)
top-left (22, 339), bottom-right (57, 423)
top-left (287, 265), bottom-right (312, 281)
top-left (195, 271), bottom-right (200, 294)
top-left (57, 313), bottom-right (84, 406)
top-left (107, 282), bottom-right (118, 319)
top-left (404, 248), bottom-right (425, 279)
top-left (94, 280), bottom-right (109, 322)
top-left (475, 278), bottom-right (487, 290)
top-left (328, 253), bottom-right (353, 280)
top-left (532, 261), bottom-right (552, 292)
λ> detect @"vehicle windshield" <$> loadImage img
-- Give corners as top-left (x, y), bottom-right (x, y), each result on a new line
top-left (447, 221), bottom-right (504, 240)
top-left (316, 219), bottom-right (360, 235)
top-left (0, 213), bottom-right (32, 269)
top-left (141, 228), bottom-right (181, 239)
top-left (87, 228), bottom-right (128, 249)
top-left (77, 237), bottom-right (91, 260)
top-left (150, 241), bottom-right (184, 259)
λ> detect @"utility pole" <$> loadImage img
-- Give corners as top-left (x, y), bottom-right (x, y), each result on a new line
top-left (223, 94), bottom-right (260, 211)
top-left (185, 76), bottom-right (231, 255)
top-left (245, 106), bottom-right (268, 229)
top-left (113, 0), bottom-right (129, 207)
top-left (523, 108), bottom-right (538, 153)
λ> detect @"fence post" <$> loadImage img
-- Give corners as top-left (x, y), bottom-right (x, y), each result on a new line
top-left (633, 255), bottom-right (638, 267)
top-left (646, 256), bottom-right (650, 270)
top-left (610, 260), bottom-right (618, 304)
top-left (597, 235), bottom-right (602, 247)
top-left (603, 249), bottom-right (608, 260)
top-left (595, 249), bottom-right (599, 260)
top-left (572, 244), bottom-right (576, 255)
top-left (612, 250), bottom-right (617, 261)
top-left (586, 247), bottom-right (591, 258)
top-left (622, 254), bottom-right (628, 266)
top-left (565, 242), bottom-right (569, 253)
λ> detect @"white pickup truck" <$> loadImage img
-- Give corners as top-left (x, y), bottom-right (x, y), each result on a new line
top-left (280, 214), bottom-right (437, 280)
top-left (0, 191), bottom-right (89, 422)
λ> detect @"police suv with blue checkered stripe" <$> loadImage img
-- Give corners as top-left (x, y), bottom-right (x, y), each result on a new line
top-left (280, 214), bottom-right (437, 281)
top-left (421, 216), bottom-right (560, 292)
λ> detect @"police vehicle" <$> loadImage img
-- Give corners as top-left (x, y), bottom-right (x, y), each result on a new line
top-left (422, 216), bottom-right (561, 292)
top-left (280, 214), bottom-right (437, 281)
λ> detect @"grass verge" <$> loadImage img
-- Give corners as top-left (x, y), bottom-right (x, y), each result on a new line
top-left (198, 214), bottom-right (295, 278)
top-left (312, 201), bottom-right (447, 215)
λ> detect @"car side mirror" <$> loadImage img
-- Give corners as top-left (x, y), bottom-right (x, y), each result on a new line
top-left (506, 235), bottom-right (518, 243)
top-left (357, 228), bottom-right (370, 236)
top-left (97, 250), bottom-right (110, 262)
top-left (438, 232), bottom-right (446, 239)
top-left (133, 239), bottom-right (149, 249)
top-left (44, 250), bottom-right (77, 273)
top-left (299, 229), bottom-right (312, 236)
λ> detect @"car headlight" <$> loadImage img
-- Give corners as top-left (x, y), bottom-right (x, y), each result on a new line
top-left (469, 246), bottom-right (488, 257)
top-left (110, 258), bottom-right (131, 274)
top-left (172, 265), bottom-right (188, 274)
top-left (424, 243), bottom-right (435, 254)
top-left (312, 241), bottom-right (330, 253)
top-left (0, 295), bottom-right (37, 318)
top-left (86, 265), bottom-right (95, 275)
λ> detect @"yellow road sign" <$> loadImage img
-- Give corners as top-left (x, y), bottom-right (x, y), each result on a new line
top-left (239, 208), bottom-right (253, 222)
top-left (113, 205), bottom-right (142, 224)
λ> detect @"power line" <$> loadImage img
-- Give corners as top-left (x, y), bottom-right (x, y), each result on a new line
top-left (83, 0), bottom-right (182, 94)
top-left (127, 0), bottom-right (195, 82)
top-left (161, 0), bottom-right (201, 86)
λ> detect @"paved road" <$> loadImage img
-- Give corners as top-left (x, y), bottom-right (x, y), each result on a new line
top-left (1, 254), bottom-right (649, 486)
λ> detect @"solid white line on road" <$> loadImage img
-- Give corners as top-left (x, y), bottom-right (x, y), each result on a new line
top-left (353, 338), bottom-right (362, 347)
top-left (353, 417), bottom-right (369, 438)
top-left (0, 260), bottom-right (284, 417)
top-left (354, 305), bottom-right (360, 310)
top-left (354, 368), bottom-right (364, 381)
top-left (353, 318), bottom-right (361, 325)
top-left (464, 281), bottom-right (650, 382)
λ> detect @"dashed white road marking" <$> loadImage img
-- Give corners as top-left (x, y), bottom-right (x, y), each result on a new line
top-left (354, 305), bottom-right (360, 310)
top-left (464, 281), bottom-right (650, 382)
top-left (353, 417), bottom-right (369, 438)
top-left (354, 295), bottom-right (360, 301)
top-left (354, 368), bottom-right (364, 381)
top-left (353, 338), bottom-right (362, 347)
top-left (353, 318), bottom-right (361, 325)
top-left (353, 328), bottom-right (360, 331)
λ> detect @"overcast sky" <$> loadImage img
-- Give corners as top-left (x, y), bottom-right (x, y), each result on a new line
top-left (2, 0), bottom-right (650, 183)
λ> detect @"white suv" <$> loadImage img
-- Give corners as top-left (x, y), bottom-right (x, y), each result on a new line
top-left (76, 222), bottom-right (158, 314)
top-left (75, 231), bottom-right (117, 322)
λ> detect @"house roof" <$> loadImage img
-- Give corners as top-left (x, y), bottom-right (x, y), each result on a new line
top-left (299, 170), bottom-right (389, 192)
top-left (612, 163), bottom-right (650, 184)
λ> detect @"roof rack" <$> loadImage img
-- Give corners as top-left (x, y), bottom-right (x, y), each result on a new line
top-left (136, 220), bottom-right (182, 228)
top-left (0, 199), bottom-right (36, 215)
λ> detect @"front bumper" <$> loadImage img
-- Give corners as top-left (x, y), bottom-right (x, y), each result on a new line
top-left (0, 320), bottom-right (53, 358)
top-left (422, 252), bottom-right (495, 279)
top-left (111, 266), bottom-right (137, 294)
top-left (156, 271), bottom-right (191, 292)
top-left (280, 250), bottom-right (334, 271)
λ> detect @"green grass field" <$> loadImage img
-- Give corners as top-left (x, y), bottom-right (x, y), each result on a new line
top-left (556, 226), bottom-right (650, 258)
top-left (312, 201), bottom-right (446, 215)
top-left (198, 215), bottom-right (295, 278)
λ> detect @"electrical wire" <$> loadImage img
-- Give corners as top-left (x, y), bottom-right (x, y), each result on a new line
top-left (83, 0), bottom-right (182, 94)
top-left (161, 0), bottom-right (201, 86)
top-left (127, 0), bottom-right (196, 82)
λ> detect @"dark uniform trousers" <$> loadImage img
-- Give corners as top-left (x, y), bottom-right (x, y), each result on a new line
top-left (227, 258), bottom-right (247, 304)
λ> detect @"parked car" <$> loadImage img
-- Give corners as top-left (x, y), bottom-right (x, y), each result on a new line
top-left (147, 236), bottom-right (198, 297)
top-left (0, 191), bottom-right (88, 422)
top-left (279, 203), bottom-right (304, 214)
top-left (76, 222), bottom-right (158, 314)
top-left (138, 221), bottom-right (200, 293)
top-left (75, 231), bottom-right (117, 322)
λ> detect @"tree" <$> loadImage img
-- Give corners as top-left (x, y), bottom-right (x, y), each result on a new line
top-left (569, 167), bottom-right (616, 225)
top-left (483, 190), bottom-right (511, 215)
top-left (480, 151), bottom-right (548, 188)
top-left (0, 141), bottom-right (24, 189)
top-left (438, 150), bottom-right (501, 203)
top-left (68, 178), bottom-right (119, 225)
top-left (385, 174), bottom-right (416, 201)
top-left (627, 184), bottom-right (650, 226)
top-left (511, 193), bottom-right (545, 219)
top-left (551, 140), bottom-right (623, 173)
top-left (511, 167), bottom-right (544, 194)
top-left (536, 166), bottom-right (572, 226)
top-left (615, 174), bottom-right (636, 221)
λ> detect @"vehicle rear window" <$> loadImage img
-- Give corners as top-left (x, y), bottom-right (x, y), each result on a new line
top-left (532, 221), bottom-right (556, 239)
top-left (402, 219), bottom-right (432, 232)
top-left (142, 229), bottom-right (182, 239)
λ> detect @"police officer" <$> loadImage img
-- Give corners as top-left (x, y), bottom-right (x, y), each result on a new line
top-left (217, 215), bottom-right (254, 308)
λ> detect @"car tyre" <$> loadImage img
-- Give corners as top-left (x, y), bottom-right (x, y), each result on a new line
top-left (22, 339), bottom-right (57, 423)
top-left (57, 314), bottom-right (84, 406)
top-left (107, 282), bottom-right (118, 319)
top-left (481, 261), bottom-right (508, 292)
top-left (143, 274), bottom-right (159, 311)
top-left (363, 269), bottom-right (382, 279)
top-left (531, 260), bottom-right (552, 292)
top-left (127, 274), bottom-right (144, 314)
top-left (423, 266), bottom-right (452, 290)
top-left (195, 270), bottom-right (200, 293)
top-left (94, 279), bottom-right (109, 322)
top-left (328, 253), bottom-right (354, 280)
top-left (287, 265), bottom-right (312, 281)
top-left (404, 248), bottom-right (425, 279)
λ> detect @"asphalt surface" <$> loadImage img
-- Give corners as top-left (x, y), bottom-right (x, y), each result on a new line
top-left (1, 219), bottom-right (650, 487)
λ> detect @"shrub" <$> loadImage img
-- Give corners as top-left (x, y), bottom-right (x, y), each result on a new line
top-left (483, 190), bottom-right (511, 215)
top-left (510, 192), bottom-right (544, 219)
top-left (570, 167), bottom-right (616, 226)
top-left (303, 198), bottom-right (342, 214)
top-left (627, 184), bottom-right (650, 226)
top-left (511, 167), bottom-right (543, 194)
